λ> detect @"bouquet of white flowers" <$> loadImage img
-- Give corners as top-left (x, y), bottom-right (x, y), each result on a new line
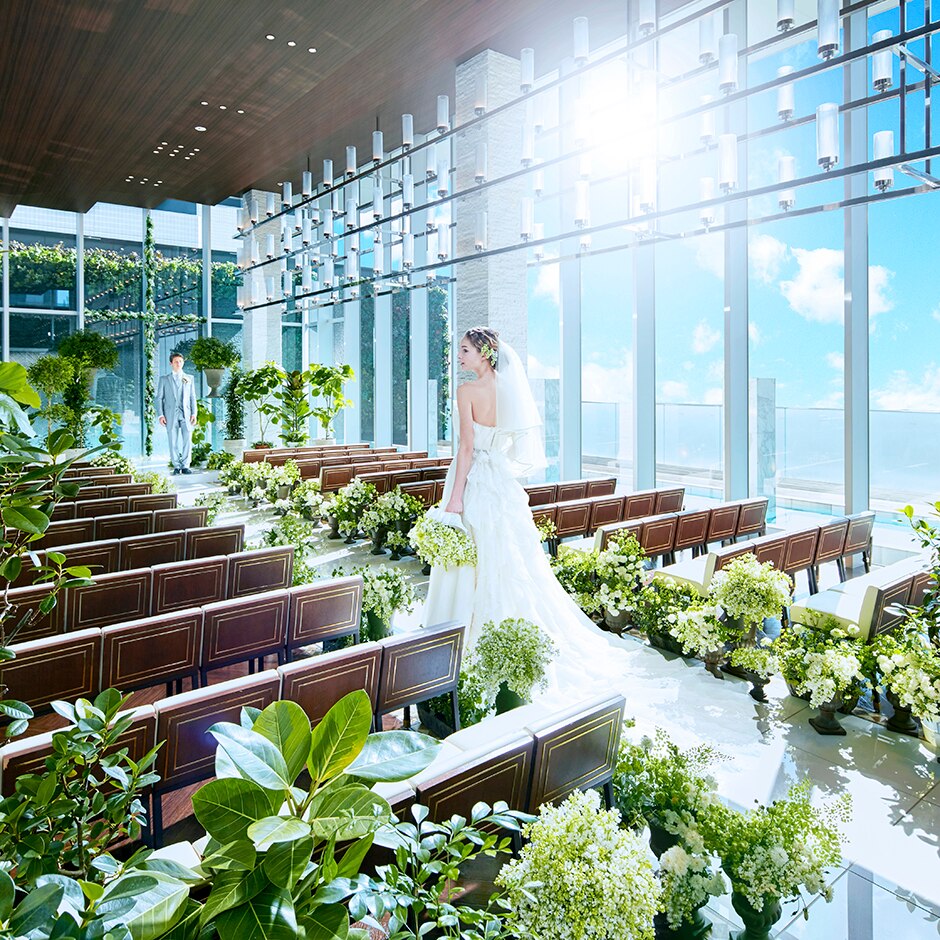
top-left (708, 554), bottom-right (792, 633)
top-left (596, 535), bottom-right (646, 589)
top-left (668, 607), bottom-right (728, 658)
top-left (472, 617), bottom-right (557, 704)
top-left (332, 563), bottom-right (416, 640)
top-left (289, 479), bottom-right (324, 521)
top-left (409, 510), bottom-right (477, 569)
top-left (329, 478), bottom-right (378, 536)
top-left (869, 626), bottom-right (940, 723)
top-left (659, 844), bottom-right (726, 931)
top-left (777, 624), bottom-right (863, 708)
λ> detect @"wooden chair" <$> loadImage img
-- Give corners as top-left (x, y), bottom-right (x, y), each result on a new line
top-left (130, 494), bottom-right (178, 513)
top-left (704, 503), bottom-right (740, 548)
top-left (66, 569), bottom-right (153, 631)
top-left (96, 512), bottom-right (152, 541)
top-left (120, 530), bottom-right (186, 570)
top-left (152, 556), bottom-right (228, 615)
top-left (76, 497), bottom-right (129, 519)
top-left (555, 502), bottom-right (591, 540)
top-left (624, 491), bottom-right (657, 520)
top-left (654, 487), bottom-right (685, 514)
top-left (593, 519), bottom-right (642, 552)
top-left (33, 518), bottom-right (95, 549)
top-left (153, 506), bottom-right (209, 533)
top-left (525, 484), bottom-right (556, 506)
top-left (639, 513), bottom-right (679, 565)
top-left (673, 509), bottom-right (710, 559)
top-left (586, 478), bottom-right (617, 498)
top-left (781, 527), bottom-right (821, 593)
top-left (227, 546), bottom-right (294, 598)
top-left (587, 495), bottom-right (626, 534)
top-left (556, 480), bottom-right (588, 503)
top-left (286, 576), bottom-right (364, 659)
top-left (811, 517), bottom-right (849, 593)
top-left (839, 512), bottom-right (875, 579)
top-left (1, 584), bottom-right (64, 642)
top-left (185, 524), bottom-right (245, 559)
top-left (733, 498), bottom-right (769, 541)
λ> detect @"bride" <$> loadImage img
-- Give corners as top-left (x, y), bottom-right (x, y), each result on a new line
top-left (423, 327), bottom-right (639, 697)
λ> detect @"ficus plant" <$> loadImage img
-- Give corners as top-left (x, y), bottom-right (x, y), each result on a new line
top-left (308, 363), bottom-right (354, 439)
top-left (236, 363), bottom-right (282, 447)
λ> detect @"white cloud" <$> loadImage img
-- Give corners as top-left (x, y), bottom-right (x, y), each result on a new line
top-left (583, 358), bottom-right (633, 402)
top-left (932, 306), bottom-right (940, 323)
top-left (533, 262), bottom-right (560, 305)
top-left (872, 365), bottom-right (940, 412)
top-left (825, 352), bottom-right (844, 371)
top-left (660, 380), bottom-right (689, 401)
top-left (749, 234), bottom-right (788, 284)
top-left (779, 248), bottom-right (893, 324)
top-left (707, 360), bottom-right (724, 382)
top-left (694, 233), bottom-right (723, 279)
top-left (692, 319), bottom-right (721, 354)
top-left (703, 387), bottom-right (723, 405)
top-left (748, 323), bottom-right (761, 346)
top-left (527, 354), bottom-right (558, 380)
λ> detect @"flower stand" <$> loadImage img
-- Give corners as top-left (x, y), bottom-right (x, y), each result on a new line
top-left (326, 515), bottom-right (342, 540)
top-left (494, 681), bottom-right (526, 715)
top-left (364, 611), bottom-right (391, 642)
top-left (604, 607), bottom-right (630, 633)
top-left (703, 648), bottom-right (725, 680)
top-left (654, 907), bottom-right (712, 940)
top-left (885, 690), bottom-right (920, 736)
top-left (809, 695), bottom-right (847, 736)
top-left (729, 890), bottom-right (782, 940)
top-left (647, 820), bottom-right (680, 859)
top-left (370, 528), bottom-right (387, 555)
top-left (745, 671), bottom-right (770, 702)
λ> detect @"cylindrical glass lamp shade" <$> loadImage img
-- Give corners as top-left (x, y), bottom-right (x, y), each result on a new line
top-left (699, 13), bottom-right (717, 64)
top-left (719, 33), bottom-right (738, 93)
top-left (700, 96), bottom-right (715, 143)
top-left (345, 146), bottom-right (357, 177)
top-left (521, 124), bottom-right (535, 166)
top-left (777, 0), bottom-right (795, 31)
top-left (265, 276), bottom-right (276, 301)
top-left (264, 234), bottom-right (276, 258)
top-left (249, 199), bottom-right (259, 224)
top-left (238, 207), bottom-right (250, 231)
top-left (402, 232), bottom-right (414, 267)
top-left (872, 30), bottom-right (893, 91)
top-left (699, 176), bottom-right (715, 225)
top-left (345, 198), bottom-right (357, 229)
top-left (302, 217), bottom-right (312, 245)
top-left (816, 102), bottom-right (839, 169)
top-left (265, 193), bottom-right (276, 217)
top-left (520, 197), bottom-right (534, 240)
top-left (282, 270), bottom-right (292, 297)
top-left (532, 222), bottom-right (545, 259)
top-left (474, 210), bottom-right (487, 251)
top-left (372, 178), bottom-right (383, 220)
top-left (282, 181), bottom-right (292, 207)
top-left (402, 113), bottom-right (414, 149)
top-left (310, 203), bottom-right (320, 226)
top-left (573, 98), bottom-right (590, 148)
top-left (573, 17), bottom-right (589, 64)
top-left (302, 170), bottom-right (312, 197)
top-left (372, 131), bottom-right (384, 163)
top-left (302, 264), bottom-right (313, 292)
top-left (293, 209), bottom-right (303, 232)
top-left (436, 145), bottom-right (449, 197)
top-left (402, 173), bottom-right (414, 210)
top-left (574, 180), bottom-right (590, 226)
top-left (817, 0), bottom-right (840, 59)
top-left (532, 94), bottom-right (544, 133)
top-left (249, 240), bottom-right (260, 265)
top-left (323, 257), bottom-right (335, 287)
top-left (873, 130), bottom-right (894, 190)
top-left (520, 48), bottom-right (535, 91)
top-left (638, 0), bottom-right (655, 34)
top-left (718, 134), bottom-right (738, 191)
top-left (778, 154), bottom-right (796, 208)
top-left (437, 222), bottom-right (449, 259)
top-left (346, 250), bottom-right (359, 280)
top-left (474, 72), bottom-right (488, 114)
top-left (639, 161), bottom-right (656, 211)
top-left (373, 246), bottom-right (385, 275)
top-left (436, 95), bottom-right (449, 132)
top-left (475, 142), bottom-right (487, 183)
top-left (323, 159), bottom-right (333, 188)
top-left (533, 164), bottom-right (544, 196)
top-left (777, 66), bottom-right (795, 121)
top-left (251, 278), bottom-right (264, 306)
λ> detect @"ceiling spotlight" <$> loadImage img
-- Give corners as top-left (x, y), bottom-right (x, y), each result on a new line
top-left (195, 126), bottom-right (206, 131)
top-left (200, 101), bottom-right (208, 106)
top-left (308, 47), bottom-right (316, 53)
top-left (153, 149), bottom-right (159, 153)
top-left (157, 180), bottom-right (163, 183)
top-left (237, 109), bottom-right (245, 114)
top-left (161, 141), bottom-right (168, 145)
top-left (287, 40), bottom-right (296, 46)
top-left (265, 34), bottom-right (275, 40)
top-left (219, 105), bottom-right (226, 110)
top-left (193, 148), bottom-right (200, 152)
top-left (184, 156), bottom-right (191, 160)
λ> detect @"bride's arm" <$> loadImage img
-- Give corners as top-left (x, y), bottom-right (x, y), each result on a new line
top-left (444, 385), bottom-right (474, 514)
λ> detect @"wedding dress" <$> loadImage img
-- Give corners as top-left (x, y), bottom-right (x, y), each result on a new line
top-left (423, 342), bottom-right (640, 698)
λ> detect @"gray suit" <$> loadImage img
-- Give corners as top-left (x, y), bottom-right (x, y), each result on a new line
top-left (157, 371), bottom-right (198, 469)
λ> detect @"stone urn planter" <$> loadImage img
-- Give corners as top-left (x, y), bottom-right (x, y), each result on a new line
top-left (204, 368), bottom-right (225, 397)
top-left (222, 438), bottom-right (246, 459)
top-left (885, 689), bottom-right (920, 736)
top-left (809, 694), bottom-right (847, 736)
top-left (729, 889), bottom-right (782, 940)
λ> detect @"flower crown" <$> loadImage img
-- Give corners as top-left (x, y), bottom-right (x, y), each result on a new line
top-left (479, 342), bottom-right (498, 369)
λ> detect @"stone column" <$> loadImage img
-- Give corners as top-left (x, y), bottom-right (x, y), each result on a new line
top-left (453, 50), bottom-right (528, 365)
top-left (749, 377), bottom-right (777, 522)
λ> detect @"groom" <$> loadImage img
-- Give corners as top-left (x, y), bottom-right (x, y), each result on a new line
top-left (157, 352), bottom-right (197, 474)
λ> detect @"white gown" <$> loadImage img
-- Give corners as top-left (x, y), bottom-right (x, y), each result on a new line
top-left (423, 418), bottom-right (638, 699)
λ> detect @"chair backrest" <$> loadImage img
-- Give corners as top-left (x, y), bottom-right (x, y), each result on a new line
top-left (814, 517), bottom-right (849, 564)
top-left (868, 576), bottom-right (916, 640)
top-left (153, 506), bottom-right (209, 533)
top-left (185, 524), bottom-right (245, 559)
top-left (321, 466), bottom-right (354, 491)
top-left (531, 505), bottom-right (557, 530)
top-left (120, 530), bottom-right (186, 570)
top-left (527, 694), bottom-right (626, 810)
top-left (101, 609), bottom-right (202, 694)
top-left (375, 622), bottom-right (465, 717)
top-left (624, 491), bottom-right (657, 520)
top-left (399, 480), bottom-right (436, 508)
top-left (153, 671), bottom-right (280, 793)
top-left (588, 495), bottom-right (625, 533)
top-left (95, 512), bottom-right (152, 541)
top-left (654, 487), bottom-right (685, 514)
top-left (673, 509), bottom-right (710, 552)
top-left (49, 502), bottom-right (76, 522)
top-left (356, 472), bottom-right (390, 494)
top-left (287, 576), bottom-right (363, 653)
top-left (525, 484), bottom-right (556, 506)
top-left (434, 479), bottom-right (446, 502)
top-left (713, 544), bottom-right (757, 572)
top-left (227, 546), bottom-right (294, 598)
top-left (152, 555), bottom-right (229, 614)
top-left (639, 513), bottom-right (679, 558)
top-left (416, 734), bottom-right (534, 824)
top-left (556, 480), bottom-right (588, 503)
top-left (586, 478), bottom-right (617, 498)
top-left (735, 498), bottom-right (769, 538)
top-left (421, 466), bottom-right (448, 481)
top-left (706, 503), bottom-right (740, 543)
top-left (555, 501), bottom-right (591, 539)
top-left (843, 511), bottom-right (875, 555)
top-left (12, 540), bottom-right (120, 587)
top-left (202, 591), bottom-right (290, 675)
top-left (908, 570), bottom-right (935, 607)
top-left (35, 518), bottom-right (96, 549)
top-left (2, 584), bottom-right (64, 642)
top-left (752, 534), bottom-right (788, 570)
top-left (76, 497), bottom-right (129, 519)
top-left (279, 643), bottom-right (383, 726)
top-left (107, 482), bottom-right (151, 498)
top-left (594, 520), bottom-right (642, 552)
top-left (130, 494), bottom-right (178, 514)
top-left (66, 569), bottom-right (153, 631)
top-left (782, 527), bottom-right (820, 575)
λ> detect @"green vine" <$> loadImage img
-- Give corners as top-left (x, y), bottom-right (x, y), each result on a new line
top-left (143, 214), bottom-right (156, 455)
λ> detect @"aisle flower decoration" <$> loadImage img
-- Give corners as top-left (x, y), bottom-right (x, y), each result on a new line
top-left (472, 617), bottom-right (557, 705)
top-left (497, 789), bottom-right (660, 940)
top-left (361, 487), bottom-right (425, 538)
top-left (868, 623), bottom-right (940, 724)
top-left (668, 607), bottom-right (729, 659)
top-left (631, 578), bottom-right (702, 649)
top-left (287, 479), bottom-right (324, 521)
top-left (328, 478), bottom-right (378, 537)
top-left (596, 535), bottom-right (646, 590)
top-left (333, 563), bottom-right (416, 641)
top-left (409, 512), bottom-right (477, 569)
top-left (659, 843), bottom-right (726, 932)
top-left (264, 459), bottom-right (300, 503)
top-left (534, 517), bottom-right (557, 544)
top-left (708, 554), bottom-right (792, 639)
top-left (551, 548), bottom-right (603, 615)
top-left (194, 490), bottom-right (228, 525)
top-left (729, 642), bottom-right (779, 680)
top-left (776, 623), bottom-right (864, 709)
top-left (90, 452), bottom-right (134, 474)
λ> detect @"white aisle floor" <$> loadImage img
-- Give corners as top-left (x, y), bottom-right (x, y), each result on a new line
top-left (172, 469), bottom-right (940, 940)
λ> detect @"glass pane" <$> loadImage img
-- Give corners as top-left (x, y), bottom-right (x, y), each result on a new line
top-left (9, 231), bottom-right (77, 310)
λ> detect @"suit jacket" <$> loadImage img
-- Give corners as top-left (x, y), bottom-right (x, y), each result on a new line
top-left (157, 372), bottom-right (197, 423)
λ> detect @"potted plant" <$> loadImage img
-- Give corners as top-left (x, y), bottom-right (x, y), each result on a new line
top-left (288, 479), bottom-right (325, 524)
top-left (595, 535), bottom-right (647, 631)
top-left (308, 362), bottom-right (355, 441)
top-left (26, 353), bottom-right (75, 451)
top-left (328, 478), bottom-right (378, 541)
top-left (497, 789), bottom-right (661, 940)
top-left (632, 577), bottom-right (701, 654)
top-left (273, 366), bottom-right (315, 446)
top-left (237, 361), bottom-right (282, 447)
top-left (188, 335), bottom-right (240, 397)
top-left (708, 554), bottom-right (793, 647)
top-left (332, 563), bottom-right (416, 640)
top-left (221, 365), bottom-right (246, 457)
top-left (361, 488), bottom-right (425, 558)
top-left (56, 328), bottom-right (119, 390)
top-left (666, 606), bottom-right (733, 679)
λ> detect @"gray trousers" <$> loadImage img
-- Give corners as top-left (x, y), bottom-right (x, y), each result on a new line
top-left (166, 417), bottom-right (193, 469)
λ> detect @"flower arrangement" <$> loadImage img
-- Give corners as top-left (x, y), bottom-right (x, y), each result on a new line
top-left (551, 548), bottom-right (603, 614)
top-left (631, 578), bottom-right (702, 638)
top-left (409, 512), bottom-right (477, 569)
top-left (496, 788), bottom-right (660, 940)
top-left (597, 581), bottom-right (633, 616)
top-left (776, 623), bottom-right (864, 708)
top-left (205, 450), bottom-right (235, 471)
top-left (867, 623), bottom-right (940, 723)
top-left (237, 460), bottom-right (276, 502)
top-left (264, 459), bottom-right (300, 502)
top-left (89, 451), bottom-right (134, 474)
top-left (729, 642), bottom-right (779, 679)
top-left (361, 487), bottom-right (425, 536)
top-left (596, 535), bottom-right (646, 591)
top-left (288, 479), bottom-right (324, 521)
top-left (130, 469), bottom-right (174, 495)
top-left (668, 606), bottom-right (729, 658)
top-left (327, 478), bottom-right (378, 536)
top-left (333, 563), bottom-right (416, 636)
top-left (701, 781), bottom-right (850, 915)
top-left (659, 843), bottom-right (726, 931)
top-left (258, 515), bottom-right (319, 558)
top-left (194, 490), bottom-right (229, 525)
top-left (708, 554), bottom-right (792, 634)
top-left (472, 617), bottom-right (557, 704)
top-left (535, 517), bottom-right (557, 543)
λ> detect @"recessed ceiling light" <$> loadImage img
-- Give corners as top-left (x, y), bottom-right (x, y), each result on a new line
top-left (193, 148), bottom-right (200, 152)
top-left (201, 101), bottom-right (209, 105)
top-left (169, 153), bottom-right (176, 157)
top-left (287, 40), bottom-right (296, 47)
top-left (195, 126), bottom-right (207, 132)
top-left (308, 47), bottom-right (317, 53)
top-left (154, 183), bottom-right (159, 186)
top-left (219, 105), bottom-right (226, 110)
top-left (236, 109), bottom-right (245, 114)
top-left (153, 149), bottom-right (159, 153)
top-left (157, 180), bottom-right (163, 183)
top-left (265, 33), bottom-right (275, 40)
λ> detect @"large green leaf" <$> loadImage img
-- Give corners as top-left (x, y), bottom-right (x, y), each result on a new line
top-left (2, 506), bottom-right (51, 536)
top-left (0, 391), bottom-right (35, 436)
top-left (214, 886), bottom-right (298, 940)
top-left (0, 870), bottom-right (15, 921)
top-left (246, 815), bottom-right (310, 851)
top-left (306, 690), bottom-right (372, 786)
top-left (0, 362), bottom-right (41, 407)
top-left (99, 872), bottom-right (190, 940)
top-left (253, 700), bottom-right (311, 785)
top-left (307, 786), bottom-right (391, 841)
top-left (335, 834), bottom-right (374, 879)
top-left (262, 836), bottom-right (313, 889)
top-left (199, 839), bottom-right (257, 872)
top-left (300, 903), bottom-right (349, 940)
top-left (192, 777), bottom-right (275, 844)
top-left (9, 883), bottom-right (65, 938)
top-left (209, 722), bottom-right (291, 792)
top-left (346, 731), bottom-right (441, 782)
top-left (199, 869), bottom-right (268, 927)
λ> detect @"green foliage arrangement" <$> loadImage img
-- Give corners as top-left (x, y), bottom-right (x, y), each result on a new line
top-left (222, 365), bottom-right (246, 441)
top-left (287, 479), bottom-right (324, 521)
top-left (26, 354), bottom-right (75, 399)
top-left (206, 450), bottom-right (235, 470)
top-left (361, 488), bottom-right (425, 538)
top-left (131, 470), bottom-right (174, 495)
top-left (472, 617), bottom-right (557, 705)
top-left (308, 363), bottom-right (355, 438)
top-left (901, 501), bottom-right (940, 641)
top-left (237, 362), bottom-right (282, 445)
top-left (188, 335), bottom-right (240, 371)
top-left (776, 622), bottom-right (864, 708)
top-left (189, 399), bottom-right (215, 466)
top-left (326, 479), bottom-right (378, 537)
top-left (194, 490), bottom-right (230, 525)
top-left (630, 578), bottom-right (702, 639)
top-left (333, 564), bottom-right (416, 637)
top-left (56, 329), bottom-right (120, 371)
top-left (707, 554), bottom-right (793, 637)
top-left (89, 451), bottom-right (134, 474)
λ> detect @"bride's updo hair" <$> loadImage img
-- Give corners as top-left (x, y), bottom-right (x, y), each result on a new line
top-left (463, 326), bottom-right (499, 370)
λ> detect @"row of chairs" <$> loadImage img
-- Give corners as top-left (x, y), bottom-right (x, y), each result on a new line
top-left (0, 620), bottom-right (467, 841)
top-left (2, 574), bottom-right (365, 716)
top-left (399, 478), bottom-right (448, 509)
top-left (33, 505), bottom-right (207, 550)
top-left (4, 545), bottom-right (294, 642)
top-left (244, 442), bottom-right (378, 464)
top-left (47, 479), bottom-right (149, 504)
top-left (49, 491), bottom-right (176, 522)
top-left (524, 476), bottom-right (618, 506)
top-left (790, 555), bottom-right (932, 641)
top-left (654, 510), bottom-right (875, 598)
top-left (61, 464), bottom-right (125, 479)
top-left (317, 452), bottom-right (437, 490)
top-left (531, 486), bottom-right (687, 543)
top-left (8, 524), bottom-right (246, 594)
top-left (356, 463), bottom-right (451, 495)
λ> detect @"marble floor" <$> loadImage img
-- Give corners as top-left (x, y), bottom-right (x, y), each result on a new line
top-left (169, 468), bottom-right (940, 939)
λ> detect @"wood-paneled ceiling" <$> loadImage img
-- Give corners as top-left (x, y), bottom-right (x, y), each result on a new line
top-left (0, 0), bottom-right (645, 216)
